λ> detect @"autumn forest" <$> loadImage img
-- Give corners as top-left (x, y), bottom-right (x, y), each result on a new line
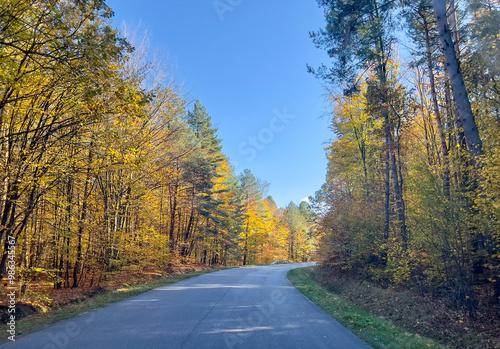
top-left (1, 0), bottom-right (500, 341)
top-left (0, 0), bottom-right (315, 293)
top-left (309, 0), bottom-right (500, 316)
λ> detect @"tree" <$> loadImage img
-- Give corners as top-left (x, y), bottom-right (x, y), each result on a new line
top-left (310, 0), bottom-right (408, 247)
top-left (237, 169), bottom-right (269, 265)
top-left (403, 0), bottom-right (451, 196)
top-left (0, 0), bottom-right (130, 279)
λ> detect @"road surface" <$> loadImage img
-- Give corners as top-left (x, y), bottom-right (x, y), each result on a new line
top-left (2, 263), bottom-right (371, 348)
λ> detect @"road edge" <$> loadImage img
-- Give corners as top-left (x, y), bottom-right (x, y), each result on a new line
top-left (1, 266), bottom-right (235, 344)
top-left (287, 266), bottom-right (448, 349)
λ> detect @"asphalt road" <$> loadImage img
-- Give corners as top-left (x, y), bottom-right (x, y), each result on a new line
top-left (2, 263), bottom-right (371, 349)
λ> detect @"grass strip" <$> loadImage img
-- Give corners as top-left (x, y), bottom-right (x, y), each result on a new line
top-left (287, 267), bottom-right (448, 349)
top-left (4, 266), bottom-right (233, 342)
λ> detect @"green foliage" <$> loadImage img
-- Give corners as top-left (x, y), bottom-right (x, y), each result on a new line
top-left (309, 0), bottom-right (396, 85)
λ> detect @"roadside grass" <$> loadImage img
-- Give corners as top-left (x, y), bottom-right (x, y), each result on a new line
top-left (3, 266), bottom-right (233, 342)
top-left (288, 267), bottom-right (448, 349)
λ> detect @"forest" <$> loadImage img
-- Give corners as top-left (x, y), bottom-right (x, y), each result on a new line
top-left (0, 0), bottom-right (498, 335)
top-left (309, 0), bottom-right (499, 315)
top-left (0, 0), bottom-right (316, 294)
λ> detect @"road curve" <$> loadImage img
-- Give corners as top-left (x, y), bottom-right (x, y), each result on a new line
top-left (2, 263), bottom-right (371, 349)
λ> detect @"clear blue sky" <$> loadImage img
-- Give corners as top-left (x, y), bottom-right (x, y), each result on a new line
top-left (106, 0), bottom-right (333, 208)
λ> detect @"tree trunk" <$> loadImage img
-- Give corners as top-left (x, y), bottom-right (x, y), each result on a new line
top-left (168, 180), bottom-right (178, 251)
top-left (384, 135), bottom-right (391, 240)
top-left (243, 220), bottom-right (249, 265)
top-left (448, 0), bottom-right (460, 58)
top-left (422, 9), bottom-right (451, 196)
top-left (432, 0), bottom-right (483, 158)
top-left (378, 52), bottom-right (407, 247)
top-left (388, 129), bottom-right (408, 249)
top-left (73, 147), bottom-right (93, 288)
top-left (0, 179), bottom-right (20, 280)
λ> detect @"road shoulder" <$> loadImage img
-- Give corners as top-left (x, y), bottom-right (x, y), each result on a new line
top-left (287, 267), bottom-right (447, 349)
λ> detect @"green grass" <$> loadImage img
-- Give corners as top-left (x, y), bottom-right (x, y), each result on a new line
top-left (288, 267), bottom-right (449, 349)
top-left (3, 266), bottom-right (233, 342)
